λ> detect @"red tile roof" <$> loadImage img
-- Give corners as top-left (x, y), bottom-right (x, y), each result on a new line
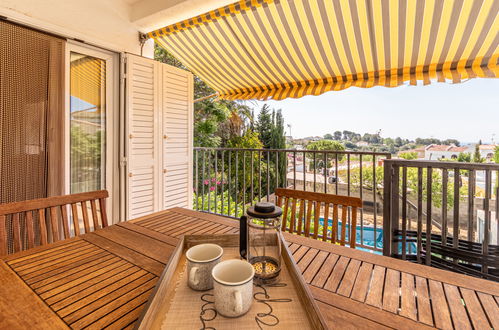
top-left (426, 145), bottom-right (467, 152)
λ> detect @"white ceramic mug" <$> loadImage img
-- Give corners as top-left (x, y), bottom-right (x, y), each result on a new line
top-left (212, 259), bottom-right (255, 317)
top-left (186, 243), bottom-right (223, 291)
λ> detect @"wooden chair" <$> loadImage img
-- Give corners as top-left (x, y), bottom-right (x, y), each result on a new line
top-left (0, 190), bottom-right (109, 256)
top-left (275, 188), bottom-right (362, 248)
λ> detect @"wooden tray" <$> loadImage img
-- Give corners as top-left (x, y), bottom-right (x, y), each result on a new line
top-left (137, 234), bottom-right (328, 329)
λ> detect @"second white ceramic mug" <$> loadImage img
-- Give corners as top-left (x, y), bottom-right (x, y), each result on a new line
top-left (212, 259), bottom-right (255, 317)
top-left (186, 243), bottom-right (223, 291)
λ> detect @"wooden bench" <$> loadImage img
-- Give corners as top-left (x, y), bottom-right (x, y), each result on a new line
top-left (0, 190), bottom-right (109, 256)
top-left (275, 188), bottom-right (362, 248)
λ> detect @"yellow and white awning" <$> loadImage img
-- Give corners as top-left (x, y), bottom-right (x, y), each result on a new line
top-left (149, 0), bottom-right (499, 100)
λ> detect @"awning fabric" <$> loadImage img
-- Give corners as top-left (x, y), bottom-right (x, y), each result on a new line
top-left (70, 55), bottom-right (106, 109)
top-left (149, 0), bottom-right (499, 100)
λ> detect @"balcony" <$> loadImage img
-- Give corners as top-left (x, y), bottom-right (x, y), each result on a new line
top-left (193, 147), bottom-right (499, 280)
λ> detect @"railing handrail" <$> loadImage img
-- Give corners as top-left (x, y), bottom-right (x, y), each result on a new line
top-left (385, 159), bottom-right (499, 170)
top-left (194, 147), bottom-right (391, 157)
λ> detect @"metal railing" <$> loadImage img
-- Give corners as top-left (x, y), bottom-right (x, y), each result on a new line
top-left (193, 147), bottom-right (391, 252)
top-left (383, 159), bottom-right (499, 280)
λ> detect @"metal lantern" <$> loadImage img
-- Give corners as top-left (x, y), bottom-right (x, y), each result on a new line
top-left (239, 202), bottom-right (283, 284)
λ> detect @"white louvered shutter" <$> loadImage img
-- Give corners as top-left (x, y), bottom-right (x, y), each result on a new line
top-left (125, 54), bottom-right (193, 220)
top-left (161, 65), bottom-right (193, 209)
top-left (125, 55), bottom-right (160, 219)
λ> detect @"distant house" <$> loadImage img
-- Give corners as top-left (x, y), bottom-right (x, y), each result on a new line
top-left (479, 144), bottom-right (498, 160)
top-left (356, 141), bottom-right (369, 147)
top-left (424, 144), bottom-right (469, 160)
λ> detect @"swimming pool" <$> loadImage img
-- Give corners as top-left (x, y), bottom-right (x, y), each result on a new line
top-left (319, 218), bottom-right (416, 254)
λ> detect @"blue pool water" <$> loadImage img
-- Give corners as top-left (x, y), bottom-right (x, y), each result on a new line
top-left (319, 218), bottom-right (416, 254)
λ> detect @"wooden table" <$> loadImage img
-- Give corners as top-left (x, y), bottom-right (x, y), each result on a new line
top-left (1, 208), bottom-right (498, 329)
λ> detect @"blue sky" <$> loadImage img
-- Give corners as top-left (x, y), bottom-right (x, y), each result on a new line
top-left (255, 78), bottom-right (499, 144)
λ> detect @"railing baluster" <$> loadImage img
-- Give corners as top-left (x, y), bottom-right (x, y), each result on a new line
top-left (293, 151), bottom-right (296, 189)
top-left (266, 151), bottom-right (270, 201)
top-left (276, 151), bottom-right (279, 189)
top-left (467, 169), bottom-right (475, 242)
top-left (251, 151), bottom-right (254, 203)
top-left (359, 154), bottom-right (363, 247)
top-left (235, 151), bottom-right (239, 217)
top-left (426, 167), bottom-right (433, 266)
top-left (347, 154), bottom-right (351, 256)
top-left (258, 150), bottom-right (262, 202)
top-left (202, 150), bottom-right (206, 210)
top-left (496, 170), bottom-right (499, 245)
top-left (285, 151), bottom-right (289, 191)
top-left (373, 155), bottom-right (377, 249)
top-left (195, 149), bottom-right (198, 211)
top-left (417, 167), bottom-right (423, 263)
top-left (207, 151), bottom-right (211, 213)
top-left (453, 168), bottom-right (460, 264)
top-left (243, 151), bottom-right (246, 209)
top-left (313, 152), bottom-right (316, 192)
top-left (228, 150), bottom-right (231, 217)
top-left (347, 154), bottom-right (351, 197)
top-left (483, 169), bottom-right (491, 274)
top-left (442, 169), bottom-right (448, 246)
top-left (303, 151), bottom-right (306, 192)
top-left (402, 166), bottom-right (407, 260)
top-left (221, 151), bottom-right (225, 216)
top-left (214, 150), bottom-right (218, 214)
top-left (335, 153), bottom-right (339, 195)
top-left (323, 152), bottom-right (327, 194)
top-left (390, 164), bottom-right (400, 256)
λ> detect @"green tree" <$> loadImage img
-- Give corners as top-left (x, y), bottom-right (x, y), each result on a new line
top-left (399, 151), bottom-right (418, 160)
top-left (344, 141), bottom-right (357, 150)
top-left (443, 139), bottom-right (460, 146)
top-left (256, 104), bottom-right (273, 148)
top-left (384, 137), bottom-right (394, 146)
top-left (342, 130), bottom-right (355, 141)
top-left (493, 146), bottom-right (499, 163)
top-left (270, 110), bottom-right (287, 188)
top-left (457, 152), bottom-right (471, 162)
top-left (324, 133), bottom-right (333, 140)
top-left (333, 131), bottom-right (342, 140)
top-left (473, 144), bottom-right (484, 163)
top-left (306, 140), bottom-right (345, 169)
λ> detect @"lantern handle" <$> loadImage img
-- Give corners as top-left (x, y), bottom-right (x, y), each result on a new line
top-left (239, 215), bottom-right (247, 259)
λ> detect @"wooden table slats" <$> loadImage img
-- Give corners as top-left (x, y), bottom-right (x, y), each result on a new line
top-left (1, 207), bottom-right (498, 329)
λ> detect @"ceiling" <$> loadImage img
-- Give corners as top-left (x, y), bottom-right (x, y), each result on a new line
top-left (124, 0), bottom-right (236, 32)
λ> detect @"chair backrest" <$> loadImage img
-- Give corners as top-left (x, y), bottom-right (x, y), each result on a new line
top-left (0, 190), bottom-right (109, 256)
top-left (275, 188), bottom-right (362, 248)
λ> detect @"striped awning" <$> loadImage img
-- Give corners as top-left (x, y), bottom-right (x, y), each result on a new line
top-left (149, 0), bottom-right (499, 100)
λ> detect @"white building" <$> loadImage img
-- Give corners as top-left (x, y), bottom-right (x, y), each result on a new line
top-left (424, 144), bottom-right (470, 160)
top-left (424, 144), bottom-right (498, 161)
top-left (479, 144), bottom-right (498, 160)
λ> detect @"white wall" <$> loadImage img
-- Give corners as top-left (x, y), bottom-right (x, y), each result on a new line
top-left (0, 0), bottom-right (237, 58)
top-left (0, 0), bottom-right (148, 56)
